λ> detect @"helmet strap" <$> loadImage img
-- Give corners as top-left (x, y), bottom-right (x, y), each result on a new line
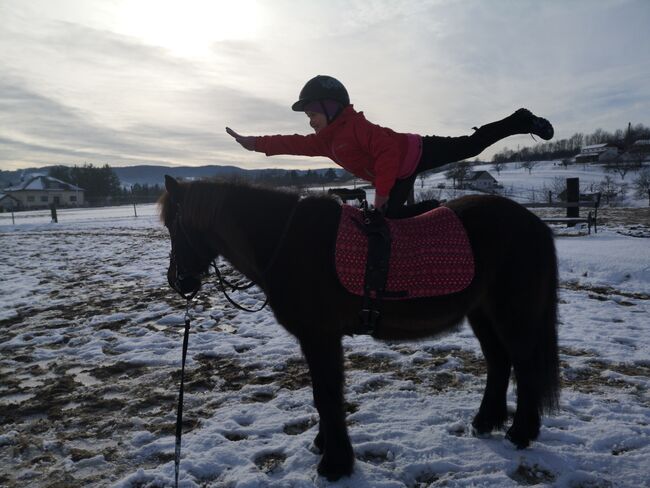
top-left (319, 100), bottom-right (330, 123)
top-left (320, 100), bottom-right (343, 124)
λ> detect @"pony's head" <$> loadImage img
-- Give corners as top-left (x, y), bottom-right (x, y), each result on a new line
top-left (159, 175), bottom-right (216, 299)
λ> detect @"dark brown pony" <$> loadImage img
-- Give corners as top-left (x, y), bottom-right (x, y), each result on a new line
top-left (159, 176), bottom-right (559, 482)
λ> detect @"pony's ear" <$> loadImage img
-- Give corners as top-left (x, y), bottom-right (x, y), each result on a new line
top-left (164, 175), bottom-right (182, 199)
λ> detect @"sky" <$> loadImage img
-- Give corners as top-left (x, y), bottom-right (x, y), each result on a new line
top-left (1, 0), bottom-right (649, 171)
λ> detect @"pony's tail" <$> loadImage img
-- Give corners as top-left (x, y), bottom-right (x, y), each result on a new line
top-left (537, 227), bottom-right (560, 414)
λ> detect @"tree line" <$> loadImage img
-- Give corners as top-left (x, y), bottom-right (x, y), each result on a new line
top-left (49, 164), bottom-right (123, 205)
top-left (49, 163), bottom-right (172, 205)
top-left (48, 164), bottom-right (345, 206)
top-left (252, 168), bottom-right (340, 187)
top-left (492, 123), bottom-right (650, 163)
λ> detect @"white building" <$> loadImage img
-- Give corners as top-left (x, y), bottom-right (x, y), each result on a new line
top-left (575, 143), bottom-right (622, 163)
top-left (466, 171), bottom-right (498, 191)
top-left (4, 175), bottom-right (85, 209)
top-left (0, 193), bottom-right (21, 212)
top-left (628, 139), bottom-right (650, 157)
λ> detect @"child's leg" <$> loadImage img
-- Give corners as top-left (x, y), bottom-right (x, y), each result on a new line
top-left (385, 175), bottom-right (417, 215)
top-left (417, 134), bottom-right (480, 172)
top-left (381, 109), bottom-right (552, 215)
top-left (417, 109), bottom-right (553, 172)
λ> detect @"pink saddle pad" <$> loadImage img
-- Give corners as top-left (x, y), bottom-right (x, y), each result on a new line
top-left (335, 205), bottom-right (474, 299)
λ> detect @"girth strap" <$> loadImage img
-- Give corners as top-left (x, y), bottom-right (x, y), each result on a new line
top-left (352, 207), bottom-right (393, 336)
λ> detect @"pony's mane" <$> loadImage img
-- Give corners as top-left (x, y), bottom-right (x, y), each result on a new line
top-left (158, 178), bottom-right (301, 229)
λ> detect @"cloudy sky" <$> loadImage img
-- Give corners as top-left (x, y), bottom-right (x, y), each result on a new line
top-left (1, 0), bottom-right (649, 171)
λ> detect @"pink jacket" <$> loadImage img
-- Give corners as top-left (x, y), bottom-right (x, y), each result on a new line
top-left (255, 105), bottom-right (422, 196)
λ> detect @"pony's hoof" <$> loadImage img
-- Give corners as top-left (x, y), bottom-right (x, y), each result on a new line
top-left (317, 445), bottom-right (354, 482)
top-left (471, 412), bottom-right (506, 436)
top-left (470, 425), bottom-right (492, 439)
top-left (505, 428), bottom-right (531, 449)
top-left (313, 432), bottom-right (324, 453)
top-left (317, 456), bottom-right (354, 482)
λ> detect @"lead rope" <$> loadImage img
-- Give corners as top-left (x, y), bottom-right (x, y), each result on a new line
top-left (171, 199), bottom-right (298, 485)
top-left (174, 299), bottom-right (192, 488)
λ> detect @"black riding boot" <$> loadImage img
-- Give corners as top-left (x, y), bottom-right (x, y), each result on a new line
top-left (472, 108), bottom-right (554, 146)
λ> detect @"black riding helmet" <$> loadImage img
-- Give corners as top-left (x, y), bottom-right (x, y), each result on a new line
top-left (291, 75), bottom-right (350, 112)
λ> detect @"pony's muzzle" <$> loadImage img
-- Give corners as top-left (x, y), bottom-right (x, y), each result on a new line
top-left (168, 267), bottom-right (202, 298)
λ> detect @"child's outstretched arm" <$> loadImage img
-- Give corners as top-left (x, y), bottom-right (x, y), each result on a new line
top-left (226, 127), bottom-right (327, 157)
top-left (226, 127), bottom-right (256, 151)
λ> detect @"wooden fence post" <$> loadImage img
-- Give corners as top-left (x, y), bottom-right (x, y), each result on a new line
top-left (566, 177), bottom-right (579, 226)
top-left (50, 203), bottom-right (58, 223)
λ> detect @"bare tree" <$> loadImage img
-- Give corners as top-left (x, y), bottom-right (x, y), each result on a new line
top-left (492, 161), bottom-right (505, 175)
top-left (568, 133), bottom-right (584, 152)
top-left (633, 168), bottom-right (650, 206)
top-left (598, 176), bottom-right (619, 204)
top-left (521, 160), bottom-right (537, 174)
top-left (445, 161), bottom-right (471, 189)
top-left (605, 156), bottom-right (641, 180)
top-left (551, 177), bottom-right (567, 201)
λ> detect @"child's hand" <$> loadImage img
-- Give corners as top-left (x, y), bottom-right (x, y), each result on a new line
top-left (374, 193), bottom-right (389, 211)
top-left (226, 127), bottom-right (256, 151)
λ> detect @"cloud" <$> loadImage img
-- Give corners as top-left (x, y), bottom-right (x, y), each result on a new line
top-left (0, 16), bottom-right (317, 169)
top-left (1, 0), bottom-right (650, 170)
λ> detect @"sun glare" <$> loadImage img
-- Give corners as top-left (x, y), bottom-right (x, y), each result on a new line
top-left (118, 0), bottom-right (260, 57)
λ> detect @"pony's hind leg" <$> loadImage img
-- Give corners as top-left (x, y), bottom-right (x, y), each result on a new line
top-left (504, 307), bottom-right (559, 447)
top-left (505, 352), bottom-right (543, 448)
top-left (299, 333), bottom-right (354, 481)
top-left (468, 309), bottom-right (511, 435)
top-left (492, 300), bottom-right (558, 448)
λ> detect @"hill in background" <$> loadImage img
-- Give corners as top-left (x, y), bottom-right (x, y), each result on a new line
top-left (0, 165), bottom-right (348, 188)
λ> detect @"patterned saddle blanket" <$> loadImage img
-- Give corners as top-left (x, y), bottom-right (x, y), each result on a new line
top-left (335, 205), bottom-right (475, 299)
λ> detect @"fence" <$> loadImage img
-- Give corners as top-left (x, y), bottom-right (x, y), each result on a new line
top-left (0, 202), bottom-right (158, 227)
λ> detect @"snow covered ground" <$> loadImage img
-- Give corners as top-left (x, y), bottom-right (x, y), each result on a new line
top-left (1, 167), bottom-right (649, 487)
top-left (418, 161), bottom-right (648, 208)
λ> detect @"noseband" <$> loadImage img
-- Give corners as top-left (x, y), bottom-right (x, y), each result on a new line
top-left (168, 205), bottom-right (207, 300)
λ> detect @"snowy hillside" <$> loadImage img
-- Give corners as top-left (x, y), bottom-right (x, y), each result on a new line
top-left (410, 161), bottom-right (647, 208)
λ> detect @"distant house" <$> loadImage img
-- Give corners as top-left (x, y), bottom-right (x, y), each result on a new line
top-left (466, 171), bottom-right (498, 191)
top-left (0, 193), bottom-right (20, 212)
top-left (626, 139), bottom-right (650, 158)
top-left (606, 139), bottom-right (650, 166)
top-left (575, 143), bottom-right (623, 164)
top-left (4, 175), bottom-right (85, 209)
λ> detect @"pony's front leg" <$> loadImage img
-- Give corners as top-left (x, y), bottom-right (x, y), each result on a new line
top-left (299, 333), bottom-right (354, 481)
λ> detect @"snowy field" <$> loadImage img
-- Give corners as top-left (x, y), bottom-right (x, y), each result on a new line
top-left (1, 167), bottom-right (650, 487)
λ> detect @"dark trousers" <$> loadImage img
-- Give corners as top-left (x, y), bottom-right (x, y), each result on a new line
top-left (385, 111), bottom-right (525, 215)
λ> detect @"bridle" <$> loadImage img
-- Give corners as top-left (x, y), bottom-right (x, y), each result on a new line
top-left (168, 196), bottom-right (301, 310)
top-left (167, 205), bottom-right (206, 300)
top-left (167, 203), bottom-right (270, 311)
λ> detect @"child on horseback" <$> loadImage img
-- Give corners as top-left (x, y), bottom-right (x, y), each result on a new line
top-left (226, 75), bottom-right (554, 216)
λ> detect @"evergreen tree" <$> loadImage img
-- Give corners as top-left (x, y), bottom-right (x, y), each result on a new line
top-left (49, 163), bottom-right (122, 205)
